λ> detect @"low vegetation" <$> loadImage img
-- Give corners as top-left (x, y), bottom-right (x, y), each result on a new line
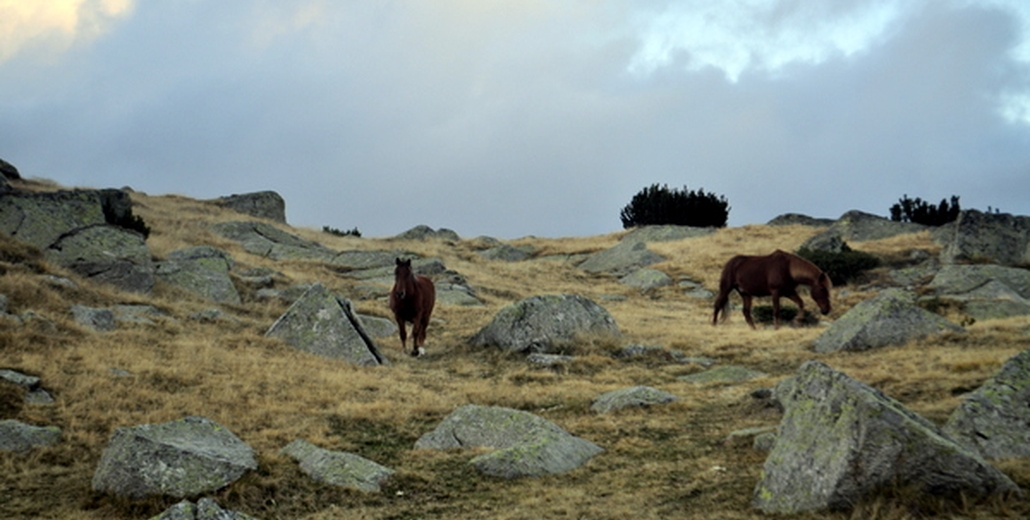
top-left (1, 182), bottom-right (1027, 519)
top-left (620, 183), bottom-right (730, 228)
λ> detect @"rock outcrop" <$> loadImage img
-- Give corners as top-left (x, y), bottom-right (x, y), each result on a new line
top-left (939, 210), bottom-right (1030, 266)
top-left (415, 405), bottom-right (603, 479)
top-left (470, 294), bottom-right (619, 353)
top-left (753, 361), bottom-right (1021, 514)
top-left (590, 386), bottom-right (679, 414)
top-left (813, 292), bottom-right (963, 353)
top-left (0, 419), bottom-right (61, 452)
top-left (92, 416), bottom-right (257, 499)
top-left (944, 349), bottom-right (1030, 460)
top-left (155, 246), bottom-right (241, 304)
top-left (265, 283), bottom-right (387, 366)
top-left (281, 439), bottom-right (394, 492)
top-left (214, 191), bottom-right (287, 223)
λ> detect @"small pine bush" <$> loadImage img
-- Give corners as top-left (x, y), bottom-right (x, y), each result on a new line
top-left (103, 206), bottom-right (151, 239)
top-left (797, 244), bottom-right (880, 286)
top-left (889, 195), bottom-right (960, 226)
top-left (322, 225), bottom-right (362, 238)
top-left (620, 183), bottom-right (730, 228)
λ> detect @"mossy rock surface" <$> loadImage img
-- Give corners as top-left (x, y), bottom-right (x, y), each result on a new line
top-left (471, 294), bottom-right (620, 353)
top-left (282, 439), bottom-right (394, 492)
top-left (753, 361), bottom-right (1021, 514)
top-left (415, 405), bottom-right (603, 479)
top-left (91, 416), bottom-right (257, 500)
top-left (813, 292), bottom-right (963, 353)
top-left (944, 349), bottom-right (1030, 460)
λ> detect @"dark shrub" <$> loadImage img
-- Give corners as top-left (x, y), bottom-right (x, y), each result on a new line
top-left (620, 184), bottom-right (730, 228)
top-left (797, 244), bottom-right (880, 286)
top-left (752, 305), bottom-right (821, 326)
top-left (323, 225), bottom-right (361, 238)
top-left (102, 205), bottom-right (150, 239)
top-left (889, 195), bottom-right (960, 226)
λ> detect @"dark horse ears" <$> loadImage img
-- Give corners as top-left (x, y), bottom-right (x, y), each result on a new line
top-left (395, 258), bottom-right (412, 267)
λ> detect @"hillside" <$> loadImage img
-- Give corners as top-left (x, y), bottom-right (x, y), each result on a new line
top-left (1, 179), bottom-right (1028, 519)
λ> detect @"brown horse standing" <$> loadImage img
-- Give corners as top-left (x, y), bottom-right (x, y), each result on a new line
top-left (712, 250), bottom-right (832, 329)
top-left (389, 258), bottom-right (436, 357)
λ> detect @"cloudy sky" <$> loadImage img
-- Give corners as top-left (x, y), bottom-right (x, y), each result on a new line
top-left (2, 1), bottom-right (1028, 238)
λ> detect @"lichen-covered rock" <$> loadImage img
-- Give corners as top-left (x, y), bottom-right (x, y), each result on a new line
top-left (92, 416), bottom-right (257, 499)
top-left (150, 497), bottom-right (259, 520)
top-left (71, 304), bottom-right (117, 332)
top-left (281, 439), bottom-right (394, 492)
top-left (46, 224), bottom-right (155, 293)
top-left (265, 283), bottom-right (387, 366)
top-left (753, 361), bottom-right (1021, 514)
top-left (944, 349), bottom-right (1030, 460)
top-left (620, 225), bottom-right (715, 243)
top-left (415, 405), bottom-right (603, 478)
top-left (767, 213), bottom-right (834, 227)
top-left (940, 209), bottom-right (1030, 266)
top-left (393, 225), bottom-right (460, 241)
top-left (928, 264), bottom-right (1030, 299)
top-left (211, 221), bottom-right (336, 261)
top-left (477, 243), bottom-right (533, 262)
top-left (800, 210), bottom-right (926, 253)
top-left (619, 268), bottom-right (672, 291)
top-left (470, 294), bottom-right (620, 353)
top-left (813, 292), bottom-right (963, 353)
top-left (214, 191), bottom-right (286, 223)
top-left (0, 190), bottom-right (107, 249)
top-left (590, 386), bottom-right (679, 414)
top-left (577, 240), bottom-right (664, 276)
top-left (156, 246), bottom-right (241, 304)
top-left (0, 419), bottom-right (61, 452)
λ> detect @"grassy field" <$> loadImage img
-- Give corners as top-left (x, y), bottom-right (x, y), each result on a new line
top-left (1, 181), bottom-right (1028, 519)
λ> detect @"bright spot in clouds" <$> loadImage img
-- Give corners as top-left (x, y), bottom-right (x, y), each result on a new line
top-left (0, 0), bottom-right (134, 63)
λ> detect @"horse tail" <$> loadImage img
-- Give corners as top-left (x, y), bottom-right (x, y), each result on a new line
top-left (712, 258), bottom-right (737, 325)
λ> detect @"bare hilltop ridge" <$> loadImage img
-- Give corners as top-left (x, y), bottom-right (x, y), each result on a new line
top-left (1, 177), bottom-right (1028, 519)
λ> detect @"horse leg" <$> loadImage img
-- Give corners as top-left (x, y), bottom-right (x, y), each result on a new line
top-left (397, 320), bottom-right (408, 351)
top-left (410, 315), bottom-right (425, 357)
top-left (771, 291), bottom-right (782, 329)
top-left (742, 294), bottom-right (756, 329)
top-left (786, 292), bottom-right (805, 325)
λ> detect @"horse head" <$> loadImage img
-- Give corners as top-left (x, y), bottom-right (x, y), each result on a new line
top-left (811, 272), bottom-right (833, 315)
top-left (394, 258), bottom-right (414, 298)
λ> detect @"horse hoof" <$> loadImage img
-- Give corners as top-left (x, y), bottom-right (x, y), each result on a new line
top-left (411, 347), bottom-right (425, 357)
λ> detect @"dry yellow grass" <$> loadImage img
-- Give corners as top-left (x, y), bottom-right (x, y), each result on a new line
top-left (0, 182), bottom-right (1027, 519)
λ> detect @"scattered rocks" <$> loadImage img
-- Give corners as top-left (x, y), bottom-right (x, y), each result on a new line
top-left (939, 209), bottom-right (1030, 266)
top-left (265, 283), bottom-right (388, 366)
top-left (766, 213), bottom-right (834, 227)
top-left (619, 268), bottom-right (672, 291)
top-left (0, 368), bottom-right (54, 404)
top-left (282, 439), bottom-right (394, 492)
top-left (150, 497), bottom-right (259, 520)
top-left (92, 416), bottom-right (257, 499)
top-left (477, 243), bottom-right (533, 262)
top-left (753, 361), bottom-right (1021, 514)
top-left (0, 419), bottom-right (61, 453)
top-left (470, 294), bottom-right (620, 354)
top-left (71, 304), bottom-right (116, 332)
top-left (393, 225), bottom-right (460, 241)
top-left (812, 292), bottom-right (964, 353)
top-left (590, 386), bottom-right (678, 414)
top-left (415, 405), bottom-right (603, 479)
top-left (944, 349), bottom-right (1030, 460)
top-left (577, 240), bottom-right (663, 276)
top-left (800, 210), bottom-right (925, 252)
top-left (214, 190), bottom-right (286, 223)
top-left (156, 246), bottom-right (241, 304)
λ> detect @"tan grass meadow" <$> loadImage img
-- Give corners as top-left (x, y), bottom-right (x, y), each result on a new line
top-left (1, 181), bottom-right (1028, 519)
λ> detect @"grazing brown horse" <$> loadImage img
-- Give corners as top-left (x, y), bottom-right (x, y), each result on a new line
top-left (389, 258), bottom-right (436, 357)
top-left (712, 250), bottom-right (832, 329)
